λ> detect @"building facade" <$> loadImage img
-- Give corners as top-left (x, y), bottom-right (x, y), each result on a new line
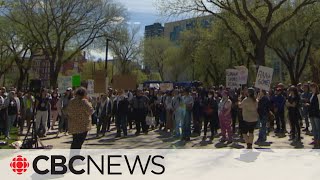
top-left (144, 23), bottom-right (164, 38)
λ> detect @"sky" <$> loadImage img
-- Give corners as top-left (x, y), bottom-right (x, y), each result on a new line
top-left (89, 0), bottom-right (160, 60)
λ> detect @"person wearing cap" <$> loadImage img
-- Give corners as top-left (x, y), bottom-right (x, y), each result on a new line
top-left (218, 90), bottom-right (233, 143)
top-left (56, 88), bottom-right (73, 137)
top-left (271, 88), bottom-right (286, 134)
top-left (35, 88), bottom-right (50, 137)
top-left (239, 88), bottom-right (258, 149)
top-left (286, 86), bottom-right (301, 143)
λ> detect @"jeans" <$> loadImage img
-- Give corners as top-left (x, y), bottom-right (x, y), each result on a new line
top-left (35, 111), bottom-right (48, 136)
top-left (116, 115), bottom-right (127, 136)
top-left (302, 107), bottom-right (310, 129)
top-left (203, 114), bottom-right (215, 137)
top-left (174, 108), bottom-right (185, 137)
top-left (258, 116), bottom-right (268, 141)
top-left (289, 111), bottom-right (300, 140)
top-left (182, 110), bottom-right (192, 139)
top-left (310, 117), bottom-right (320, 140)
top-left (58, 111), bottom-right (68, 133)
top-left (6, 115), bottom-right (16, 137)
top-left (275, 111), bottom-right (286, 132)
top-left (71, 131), bottom-right (88, 149)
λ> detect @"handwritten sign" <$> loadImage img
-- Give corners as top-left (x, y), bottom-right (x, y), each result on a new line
top-left (112, 75), bottom-right (137, 90)
top-left (58, 76), bottom-right (72, 94)
top-left (226, 69), bottom-right (240, 89)
top-left (94, 70), bottom-right (107, 93)
top-left (255, 66), bottom-right (274, 91)
top-left (160, 83), bottom-right (174, 91)
top-left (87, 80), bottom-right (94, 95)
top-left (235, 66), bottom-right (248, 84)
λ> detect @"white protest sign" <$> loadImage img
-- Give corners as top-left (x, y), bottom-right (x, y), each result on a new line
top-left (160, 83), bottom-right (174, 91)
top-left (58, 76), bottom-right (72, 94)
top-left (87, 79), bottom-right (94, 95)
top-left (235, 66), bottom-right (248, 84)
top-left (226, 69), bottom-right (240, 89)
top-left (255, 66), bottom-right (274, 91)
top-left (149, 83), bottom-right (160, 89)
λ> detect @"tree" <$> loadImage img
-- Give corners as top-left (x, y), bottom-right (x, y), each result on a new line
top-left (268, 5), bottom-right (320, 85)
top-left (0, 43), bottom-right (14, 85)
top-left (109, 25), bottom-right (142, 75)
top-left (0, 17), bottom-right (38, 90)
top-left (143, 37), bottom-right (173, 81)
top-left (5, 0), bottom-right (125, 87)
top-left (157, 0), bottom-right (318, 67)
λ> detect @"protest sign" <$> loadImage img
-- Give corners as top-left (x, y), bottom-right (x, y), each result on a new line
top-left (94, 70), bottom-right (107, 93)
top-left (87, 80), bottom-right (94, 95)
top-left (58, 76), bottom-right (72, 94)
top-left (160, 83), bottom-right (174, 91)
top-left (72, 75), bottom-right (81, 87)
top-left (112, 75), bottom-right (137, 90)
top-left (235, 66), bottom-right (248, 84)
top-left (255, 66), bottom-right (274, 91)
top-left (226, 69), bottom-right (240, 89)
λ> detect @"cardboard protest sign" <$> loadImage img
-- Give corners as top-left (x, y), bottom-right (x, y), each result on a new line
top-left (255, 66), bottom-right (274, 91)
top-left (235, 66), bottom-right (248, 84)
top-left (226, 69), bottom-right (240, 89)
top-left (112, 75), bottom-right (137, 90)
top-left (58, 76), bottom-right (72, 94)
top-left (72, 75), bottom-right (81, 87)
top-left (87, 79), bottom-right (94, 95)
top-left (160, 83), bottom-right (174, 91)
top-left (94, 70), bottom-right (107, 93)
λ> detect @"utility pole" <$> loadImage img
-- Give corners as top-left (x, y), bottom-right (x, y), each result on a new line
top-left (105, 38), bottom-right (112, 76)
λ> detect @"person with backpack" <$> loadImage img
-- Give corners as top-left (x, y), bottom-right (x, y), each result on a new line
top-left (97, 94), bottom-right (112, 137)
top-left (35, 89), bottom-right (50, 137)
top-left (5, 91), bottom-right (20, 139)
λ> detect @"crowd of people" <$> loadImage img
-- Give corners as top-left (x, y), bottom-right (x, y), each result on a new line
top-left (1, 81), bottom-right (320, 149)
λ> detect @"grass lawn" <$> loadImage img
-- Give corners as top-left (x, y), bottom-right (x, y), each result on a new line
top-left (0, 127), bottom-right (19, 149)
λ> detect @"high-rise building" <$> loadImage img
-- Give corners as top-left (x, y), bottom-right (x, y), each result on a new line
top-left (144, 23), bottom-right (164, 38)
top-left (164, 15), bottom-right (213, 42)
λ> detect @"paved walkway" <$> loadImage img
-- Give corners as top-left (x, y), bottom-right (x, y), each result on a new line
top-left (19, 123), bottom-right (314, 149)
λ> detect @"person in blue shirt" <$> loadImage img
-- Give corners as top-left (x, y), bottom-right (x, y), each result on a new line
top-left (271, 88), bottom-right (286, 134)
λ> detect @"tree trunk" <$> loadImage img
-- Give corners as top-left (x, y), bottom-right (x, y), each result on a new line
top-left (255, 39), bottom-right (267, 66)
top-left (50, 61), bottom-right (59, 88)
top-left (17, 69), bottom-right (27, 91)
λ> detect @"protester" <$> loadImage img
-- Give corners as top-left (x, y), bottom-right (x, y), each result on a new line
top-left (35, 88), bottom-right (50, 137)
top-left (50, 91), bottom-right (59, 130)
top-left (22, 92), bottom-right (35, 134)
top-left (113, 89), bottom-right (129, 138)
top-left (192, 91), bottom-right (202, 136)
top-left (182, 89), bottom-right (194, 141)
top-left (97, 93), bottom-right (112, 137)
top-left (257, 90), bottom-right (271, 143)
top-left (0, 89), bottom-right (6, 137)
top-left (57, 88), bottom-right (73, 137)
top-left (218, 90), bottom-right (233, 143)
top-left (301, 84), bottom-right (311, 133)
top-left (286, 86), bottom-right (301, 143)
top-left (132, 90), bottom-right (149, 135)
top-left (203, 90), bottom-right (219, 141)
top-left (308, 83), bottom-right (320, 149)
top-left (239, 88), bottom-right (258, 149)
top-left (67, 87), bottom-right (94, 149)
top-left (271, 88), bottom-right (286, 134)
top-left (172, 89), bottom-right (184, 138)
top-left (164, 91), bottom-right (173, 133)
top-left (5, 91), bottom-right (20, 139)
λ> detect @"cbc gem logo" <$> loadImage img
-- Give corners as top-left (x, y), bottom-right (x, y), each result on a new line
top-left (10, 155), bottom-right (30, 175)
